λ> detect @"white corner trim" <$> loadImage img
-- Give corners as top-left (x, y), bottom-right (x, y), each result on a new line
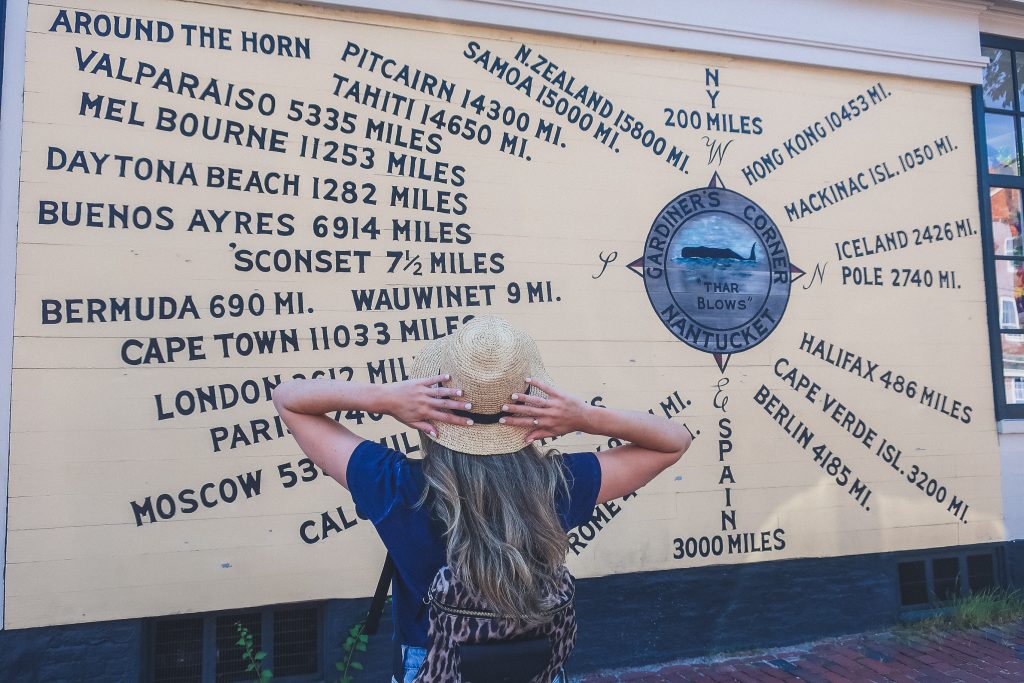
top-left (308, 0), bottom-right (991, 84)
top-left (0, 0), bottom-right (29, 632)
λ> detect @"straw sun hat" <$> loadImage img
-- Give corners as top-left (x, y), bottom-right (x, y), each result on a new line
top-left (408, 315), bottom-right (555, 455)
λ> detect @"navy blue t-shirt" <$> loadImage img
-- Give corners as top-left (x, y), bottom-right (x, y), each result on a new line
top-left (346, 439), bottom-right (602, 648)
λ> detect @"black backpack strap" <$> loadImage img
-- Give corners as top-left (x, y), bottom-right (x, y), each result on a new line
top-left (364, 553), bottom-right (395, 635)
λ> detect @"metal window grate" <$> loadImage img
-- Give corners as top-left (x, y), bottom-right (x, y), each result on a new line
top-left (152, 617), bottom-right (204, 683)
top-left (150, 604), bottom-right (324, 682)
top-left (274, 606), bottom-right (320, 676)
top-left (898, 560), bottom-right (928, 606)
top-left (216, 613), bottom-right (263, 683)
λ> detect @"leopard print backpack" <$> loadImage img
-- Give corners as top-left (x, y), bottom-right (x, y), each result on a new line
top-left (411, 564), bottom-right (578, 683)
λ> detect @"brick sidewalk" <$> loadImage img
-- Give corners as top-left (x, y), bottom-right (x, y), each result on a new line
top-left (578, 620), bottom-right (1024, 682)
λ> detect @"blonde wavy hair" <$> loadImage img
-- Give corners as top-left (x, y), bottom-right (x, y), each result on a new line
top-left (418, 437), bottom-right (570, 625)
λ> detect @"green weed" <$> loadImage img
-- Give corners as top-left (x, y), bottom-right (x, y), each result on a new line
top-left (235, 621), bottom-right (273, 683)
top-left (898, 587), bottom-right (1024, 635)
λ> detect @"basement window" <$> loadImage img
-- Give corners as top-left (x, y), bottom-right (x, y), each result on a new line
top-left (933, 557), bottom-right (961, 601)
top-left (149, 604), bottom-right (321, 683)
top-left (216, 612), bottom-right (262, 682)
top-left (898, 550), bottom-right (1001, 608)
top-left (898, 560), bottom-right (928, 606)
top-left (153, 617), bottom-right (204, 683)
top-left (968, 553), bottom-right (996, 592)
top-left (273, 607), bottom-right (321, 677)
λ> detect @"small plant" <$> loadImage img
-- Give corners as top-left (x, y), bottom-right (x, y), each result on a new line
top-left (336, 596), bottom-right (389, 683)
top-left (898, 586), bottom-right (1024, 636)
top-left (335, 619), bottom-right (369, 683)
top-left (235, 621), bottom-right (273, 683)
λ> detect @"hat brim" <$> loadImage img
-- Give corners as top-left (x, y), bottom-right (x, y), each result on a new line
top-left (408, 335), bottom-right (555, 456)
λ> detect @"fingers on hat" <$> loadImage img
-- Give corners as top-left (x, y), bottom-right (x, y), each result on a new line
top-left (432, 410), bottom-right (474, 426)
top-left (503, 401), bottom-right (544, 417)
top-left (410, 421), bottom-right (437, 435)
top-left (526, 429), bottom-right (554, 442)
top-left (500, 415), bottom-right (541, 427)
top-left (432, 398), bottom-right (472, 411)
top-left (502, 402), bottom-right (540, 416)
top-left (511, 392), bottom-right (546, 407)
top-left (526, 377), bottom-right (556, 395)
top-left (419, 373), bottom-right (450, 385)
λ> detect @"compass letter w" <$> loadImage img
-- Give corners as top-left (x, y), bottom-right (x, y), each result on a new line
top-left (702, 135), bottom-right (732, 167)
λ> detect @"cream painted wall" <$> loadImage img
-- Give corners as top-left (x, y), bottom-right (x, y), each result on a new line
top-left (1, 0), bottom-right (1004, 629)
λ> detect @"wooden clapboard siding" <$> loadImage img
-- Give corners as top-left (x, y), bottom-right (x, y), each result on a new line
top-left (5, 0), bottom-right (1001, 628)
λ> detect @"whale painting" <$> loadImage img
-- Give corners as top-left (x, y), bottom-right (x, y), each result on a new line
top-left (680, 244), bottom-right (757, 261)
top-left (653, 211), bottom-right (773, 330)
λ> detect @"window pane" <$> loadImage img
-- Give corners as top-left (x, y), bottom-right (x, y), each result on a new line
top-left (274, 607), bottom-right (319, 676)
top-left (984, 47), bottom-right (1014, 109)
top-left (986, 113), bottom-right (1019, 175)
top-left (968, 553), bottom-right (996, 593)
top-left (1002, 334), bottom-right (1024, 403)
top-left (1015, 50), bottom-right (1024, 111)
top-left (996, 261), bottom-right (1024, 329)
top-left (153, 618), bottom-right (203, 683)
top-left (898, 560), bottom-right (928, 606)
top-left (991, 187), bottom-right (1023, 255)
top-left (1001, 297), bottom-right (1022, 329)
top-left (933, 557), bottom-right (961, 601)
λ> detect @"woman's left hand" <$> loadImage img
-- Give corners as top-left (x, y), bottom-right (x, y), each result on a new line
top-left (498, 377), bottom-right (591, 443)
top-left (381, 373), bottom-right (474, 436)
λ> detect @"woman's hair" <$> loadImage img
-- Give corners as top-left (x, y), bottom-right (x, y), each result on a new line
top-left (418, 437), bottom-right (570, 624)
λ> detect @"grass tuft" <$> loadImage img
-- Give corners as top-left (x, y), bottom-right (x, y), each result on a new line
top-left (897, 587), bottom-right (1024, 636)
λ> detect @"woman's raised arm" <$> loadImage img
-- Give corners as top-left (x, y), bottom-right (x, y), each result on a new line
top-left (271, 374), bottom-right (468, 487)
top-left (499, 378), bottom-right (692, 503)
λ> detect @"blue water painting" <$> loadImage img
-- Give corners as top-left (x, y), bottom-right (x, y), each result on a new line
top-left (664, 212), bottom-right (773, 330)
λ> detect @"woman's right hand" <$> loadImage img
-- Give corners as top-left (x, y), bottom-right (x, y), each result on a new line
top-left (499, 377), bottom-right (591, 443)
top-left (382, 373), bottom-right (474, 436)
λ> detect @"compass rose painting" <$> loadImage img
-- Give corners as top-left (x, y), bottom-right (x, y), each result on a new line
top-left (631, 174), bottom-right (802, 371)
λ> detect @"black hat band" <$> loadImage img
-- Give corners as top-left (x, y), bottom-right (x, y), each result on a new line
top-left (450, 408), bottom-right (511, 425)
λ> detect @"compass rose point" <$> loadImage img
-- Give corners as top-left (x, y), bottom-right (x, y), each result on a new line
top-left (714, 353), bottom-right (731, 373)
top-left (627, 256), bottom-right (644, 277)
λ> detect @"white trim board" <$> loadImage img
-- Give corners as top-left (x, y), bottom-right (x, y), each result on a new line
top-left (303, 0), bottom-right (993, 84)
top-left (982, 2), bottom-right (1024, 39)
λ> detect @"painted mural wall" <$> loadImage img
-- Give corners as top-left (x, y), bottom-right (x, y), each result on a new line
top-left (6, 0), bottom-right (1002, 628)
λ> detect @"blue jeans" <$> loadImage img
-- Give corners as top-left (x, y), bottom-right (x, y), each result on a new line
top-left (392, 645), bottom-right (566, 682)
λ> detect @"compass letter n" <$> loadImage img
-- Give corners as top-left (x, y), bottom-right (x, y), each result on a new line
top-left (803, 262), bottom-right (827, 290)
